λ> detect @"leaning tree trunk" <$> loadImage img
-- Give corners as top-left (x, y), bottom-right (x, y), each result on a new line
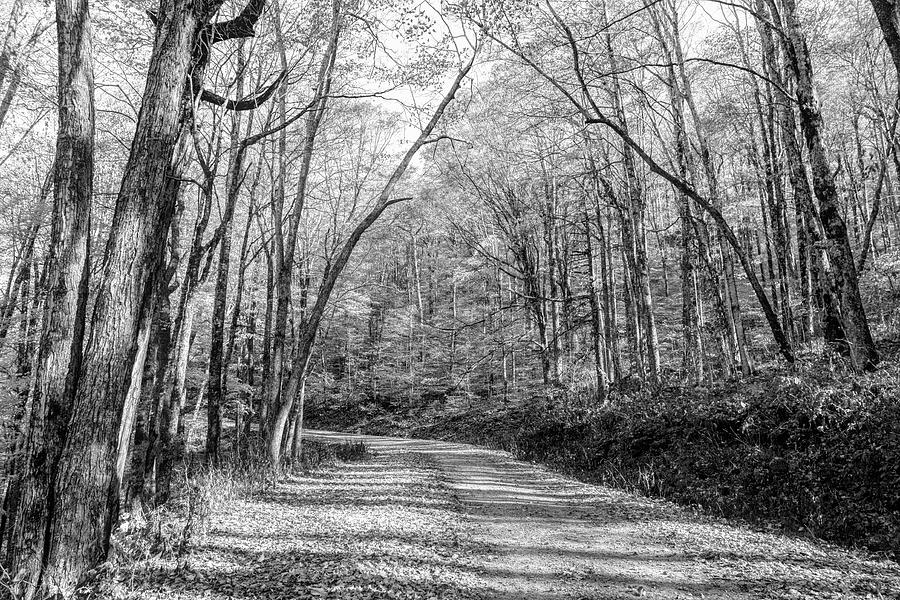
top-left (266, 52), bottom-right (476, 466)
top-left (870, 0), bottom-right (900, 82)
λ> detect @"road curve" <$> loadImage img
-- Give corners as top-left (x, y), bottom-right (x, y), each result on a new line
top-left (304, 430), bottom-right (900, 600)
top-left (120, 430), bottom-right (900, 599)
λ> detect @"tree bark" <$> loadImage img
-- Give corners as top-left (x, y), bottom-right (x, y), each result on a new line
top-left (32, 0), bottom-right (273, 587)
top-left (780, 0), bottom-right (879, 370)
top-left (870, 0), bottom-right (900, 82)
top-left (3, 0), bottom-right (93, 591)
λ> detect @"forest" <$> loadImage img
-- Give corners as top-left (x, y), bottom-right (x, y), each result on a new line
top-left (0, 0), bottom-right (899, 596)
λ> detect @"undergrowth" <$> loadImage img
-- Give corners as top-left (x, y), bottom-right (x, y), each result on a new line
top-left (513, 358), bottom-right (900, 557)
top-left (88, 438), bottom-right (371, 598)
top-left (319, 350), bottom-right (900, 560)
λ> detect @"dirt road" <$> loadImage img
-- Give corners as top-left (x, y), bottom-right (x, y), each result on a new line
top-left (124, 431), bottom-right (900, 599)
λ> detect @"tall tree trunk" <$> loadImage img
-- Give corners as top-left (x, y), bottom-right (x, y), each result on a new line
top-left (39, 5), bottom-right (198, 589)
top-left (206, 49), bottom-right (249, 465)
top-left (583, 211), bottom-right (608, 401)
top-left (780, 0), bottom-right (879, 370)
top-left (267, 5), bottom-right (339, 447)
top-left (226, 177), bottom-right (259, 456)
top-left (3, 0), bottom-right (94, 591)
top-left (540, 169), bottom-right (561, 384)
top-left (32, 0), bottom-right (273, 586)
top-left (754, 0), bottom-right (834, 344)
top-left (206, 229), bottom-right (233, 465)
top-left (601, 2), bottom-right (659, 384)
top-left (258, 247), bottom-right (274, 440)
top-left (265, 0), bottom-right (290, 447)
top-left (648, 3), bottom-right (702, 382)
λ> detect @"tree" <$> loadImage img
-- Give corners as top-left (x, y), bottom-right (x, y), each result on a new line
top-left (469, 1), bottom-right (796, 366)
top-left (265, 48), bottom-right (478, 466)
top-left (3, 0), bottom-right (94, 592)
top-left (4, 0), bottom-right (274, 591)
top-left (778, 0), bottom-right (879, 370)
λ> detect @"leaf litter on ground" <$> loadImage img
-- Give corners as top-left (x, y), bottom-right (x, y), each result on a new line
top-left (104, 432), bottom-right (900, 600)
top-left (111, 449), bottom-right (486, 600)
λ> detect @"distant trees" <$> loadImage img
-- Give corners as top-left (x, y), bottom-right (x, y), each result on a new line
top-left (444, 0), bottom-right (892, 375)
top-left (302, 0), bottom-right (900, 415)
top-left (0, 0), bottom-right (49, 132)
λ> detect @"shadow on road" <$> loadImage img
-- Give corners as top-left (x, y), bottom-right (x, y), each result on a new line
top-left (121, 430), bottom-right (900, 600)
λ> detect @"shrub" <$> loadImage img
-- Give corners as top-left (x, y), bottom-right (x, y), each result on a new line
top-left (295, 439), bottom-right (371, 470)
top-left (334, 440), bottom-right (369, 461)
top-left (507, 360), bottom-right (900, 557)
